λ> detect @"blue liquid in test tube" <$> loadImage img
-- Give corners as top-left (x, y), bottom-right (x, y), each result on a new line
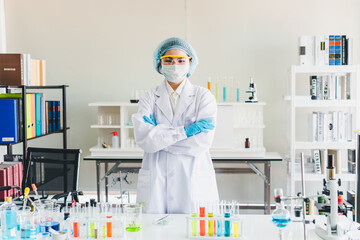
top-left (236, 88), bottom-right (240, 102)
top-left (216, 219), bottom-right (222, 237)
top-left (224, 212), bottom-right (231, 237)
top-left (223, 87), bottom-right (227, 102)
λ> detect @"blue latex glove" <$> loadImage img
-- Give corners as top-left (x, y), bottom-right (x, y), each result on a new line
top-left (143, 114), bottom-right (157, 126)
top-left (184, 119), bottom-right (215, 137)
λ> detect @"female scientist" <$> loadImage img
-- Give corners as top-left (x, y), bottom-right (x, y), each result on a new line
top-left (132, 37), bottom-right (219, 214)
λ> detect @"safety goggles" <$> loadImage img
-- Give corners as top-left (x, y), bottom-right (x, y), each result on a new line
top-left (160, 55), bottom-right (192, 65)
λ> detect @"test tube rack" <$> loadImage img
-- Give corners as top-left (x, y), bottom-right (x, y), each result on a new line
top-left (186, 215), bottom-right (244, 239)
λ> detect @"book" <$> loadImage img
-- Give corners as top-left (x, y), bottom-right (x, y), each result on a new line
top-left (0, 54), bottom-right (24, 86)
top-left (45, 101), bottom-right (49, 133)
top-left (315, 36), bottom-right (326, 66)
top-left (341, 35), bottom-right (347, 65)
top-left (313, 149), bottom-right (321, 174)
top-left (35, 93), bottom-right (41, 137)
top-left (323, 75), bottom-right (329, 100)
top-left (334, 35), bottom-right (342, 65)
top-left (328, 149), bottom-right (341, 174)
top-left (329, 35), bottom-right (335, 65)
top-left (348, 149), bottom-right (356, 174)
top-left (30, 93), bottom-right (35, 138)
top-left (310, 76), bottom-right (317, 100)
top-left (41, 94), bottom-right (46, 135)
top-left (52, 101), bottom-right (56, 132)
top-left (299, 36), bottom-right (315, 65)
top-left (47, 101), bottom-right (53, 133)
top-left (55, 101), bottom-right (61, 131)
top-left (310, 112), bottom-right (318, 141)
top-left (0, 99), bottom-right (19, 143)
top-left (39, 60), bottom-right (46, 86)
top-left (0, 168), bottom-right (7, 199)
top-left (346, 74), bottom-right (351, 100)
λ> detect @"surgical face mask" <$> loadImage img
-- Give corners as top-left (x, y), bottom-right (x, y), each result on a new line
top-left (160, 64), bottom-right (189, 83)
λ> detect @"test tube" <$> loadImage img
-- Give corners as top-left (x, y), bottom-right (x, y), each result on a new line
top-left (72, 205), bottom-right (79, 238)
top-left (224, 204), bottom-right (231, 237)
top-left (229, 76), bottom-right (234, 102)
top-left (191, 202), bottom-right (197, 236)
top-left (236, 80), bottom-right (240, 102)
top-left (199, 205), bottom-right (206, 236)
top-left (106, 203), bottom-right (113, 238)
top-left (208, 203), bottom-right (214, 236)
top-left (216, 201), bottom-right (223, 237)
top-left (233, 202), bottom-right (240, 237)
top-left (215, 77), bottom-right (219, 102)
top-left (207, 77), bottom-right (211, 91)
top-left (223, 77), bottom-right (227, 102)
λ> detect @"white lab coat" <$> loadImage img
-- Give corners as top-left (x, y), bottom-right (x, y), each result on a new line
top-left (132, 80), bottom-right (219, 214)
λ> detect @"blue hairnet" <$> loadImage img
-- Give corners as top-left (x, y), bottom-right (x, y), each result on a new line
top-left (153, 37), bottom-right (198, 78)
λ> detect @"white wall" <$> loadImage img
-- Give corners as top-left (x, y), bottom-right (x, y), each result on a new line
top-left (4, 0), bottom-right (360, 203)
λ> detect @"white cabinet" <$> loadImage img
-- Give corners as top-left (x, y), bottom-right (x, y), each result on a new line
top-left (89, 102), bottom-right (141, 157)
top-left (211, 102), bottom-right (266, 157)
top-left (287, 65), bottom-right (360, 199)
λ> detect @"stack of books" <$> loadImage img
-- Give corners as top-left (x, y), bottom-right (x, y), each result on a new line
top-left (309, 74), bottom-right (350, 100)
top-left (0, 162), bottom-right (23, 200)
top-left (0, 53), bottom-right (46, 86)
top-left (0, 93), bottom-right (61, 144)
top-left (299, 35), bottom-right (352, 66)
top-left (310, 111), bottom-right (352, 142)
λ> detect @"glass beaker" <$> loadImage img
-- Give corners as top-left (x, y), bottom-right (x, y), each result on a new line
top-left (124, 204), bottom-right (142, 232)
top-left (19, 208), bottom-right (40, 239)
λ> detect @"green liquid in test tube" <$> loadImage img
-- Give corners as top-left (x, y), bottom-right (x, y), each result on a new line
top-left (191, 213), bottom-right (197, 236)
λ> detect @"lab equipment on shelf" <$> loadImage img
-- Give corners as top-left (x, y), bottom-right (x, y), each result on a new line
top-left (186, 201), bottom-right (243, 239)
top-left (245, 77), bottom-right (258, 103)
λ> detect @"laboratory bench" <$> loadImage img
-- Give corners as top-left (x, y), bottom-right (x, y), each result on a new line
top-left (83, 152), bottom-right (282, 214)
top-left (125, 214), bottom-right (348, 240)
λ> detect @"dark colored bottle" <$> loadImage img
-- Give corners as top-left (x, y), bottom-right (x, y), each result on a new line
top-left (245, 138), bottom-right (250, 148)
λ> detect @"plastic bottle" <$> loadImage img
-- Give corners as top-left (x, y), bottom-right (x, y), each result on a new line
top-left (110, 132), bottom-right (119, 149)
top-left (1, 197), bottom-right (18, 239)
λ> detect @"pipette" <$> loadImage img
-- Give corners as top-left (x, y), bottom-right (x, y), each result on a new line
top-left (23, 187), bottom-right (36, 208)
top-left (31, 184), bottom-right (41, 203)
top-left (22, 187), bottom-right (30, 210)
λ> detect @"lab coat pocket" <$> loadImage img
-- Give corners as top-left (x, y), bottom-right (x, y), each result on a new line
top-left (191, 170), bottom-right (219, 202)
top-left (137, 169), bottom-right (151, 208)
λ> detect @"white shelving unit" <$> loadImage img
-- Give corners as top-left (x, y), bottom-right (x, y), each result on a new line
top-left (89, 102), bottom-right (142, 157)
top-left (212, 102), bottom-right (266, 157)
top-left (287, 65), bottom-right (360, 199)
top-left (89, 101), bottom-right (266, 157)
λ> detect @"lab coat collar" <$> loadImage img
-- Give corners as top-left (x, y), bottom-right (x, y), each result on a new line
top-left (155, 80), bottom-right (173, 124)
top-left (173, 79), bottom-right (195, 124)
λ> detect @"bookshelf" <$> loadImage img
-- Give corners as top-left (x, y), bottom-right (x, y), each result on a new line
top-left (287, 65), bottom-right (360, 204)
top-left (0, 85), bottom-right (69, 192)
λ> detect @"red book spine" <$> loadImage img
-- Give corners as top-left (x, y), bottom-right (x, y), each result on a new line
top-left (0, 169), bottom-right (7, 200)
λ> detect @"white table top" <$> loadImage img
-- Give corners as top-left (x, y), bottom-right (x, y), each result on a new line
top-left (126, 214), bottom-right (338, 240)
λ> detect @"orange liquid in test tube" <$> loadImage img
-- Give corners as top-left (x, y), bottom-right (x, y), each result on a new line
top-left (106, 216), bottom-right (113, 237)
top-left (199, 207), bottom-right (205, 236)
top-left (73, 222), bottom-right (79, 237)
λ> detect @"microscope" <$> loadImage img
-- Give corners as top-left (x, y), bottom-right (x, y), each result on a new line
top-left (315, 154), bottom-right (348, 239)
top-left (245, 77), bottom-right (258, 103)
top-left (274, 153), bottom-right (353, 240)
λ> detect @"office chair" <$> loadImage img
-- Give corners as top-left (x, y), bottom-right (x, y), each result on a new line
top-left (24, 147), bottom-right (81, 200)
